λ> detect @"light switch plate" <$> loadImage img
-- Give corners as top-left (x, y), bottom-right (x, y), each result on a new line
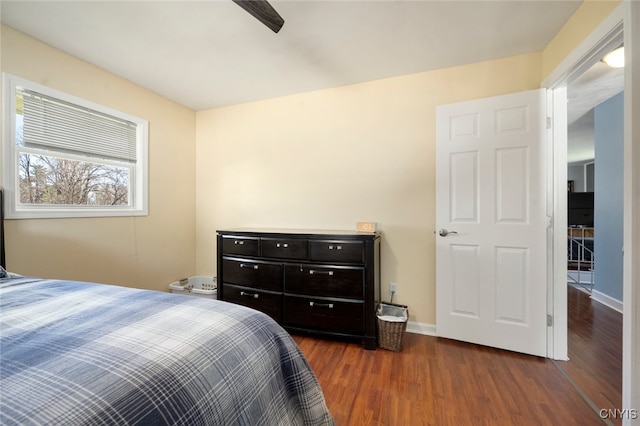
top-left (356, 221), bottom-right (377, 233)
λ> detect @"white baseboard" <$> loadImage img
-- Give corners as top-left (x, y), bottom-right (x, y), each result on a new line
top-left (404, 289), bottom-right (623, 339)
top-left (590, 289), bottom-right (623, 313)
top-left (406, 321), bottom-right (436, 336)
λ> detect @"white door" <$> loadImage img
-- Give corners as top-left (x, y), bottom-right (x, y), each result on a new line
top-left (435, 89), bottom-right (547, 357)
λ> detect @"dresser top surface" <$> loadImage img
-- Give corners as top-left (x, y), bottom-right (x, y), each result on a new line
top-left (217, 228), bottom-right (380, 239)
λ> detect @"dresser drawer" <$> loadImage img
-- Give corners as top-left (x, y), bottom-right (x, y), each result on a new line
top-left (261, 238), bottom-right (308, 260)
top-left (222, 258), bottom-right (282, 291)
top-left (309, 240), bottom-right (364, 263)
top-left (284, 295), bottom-right (364, 334)
top-left (284, 264), bottom-right (364, 299)
top-left (223, 284), bottom-right (282, 322)
top-left (221, 236), bottom-right (260, 257)
top-left (217, 229), bottom-right (380, 350)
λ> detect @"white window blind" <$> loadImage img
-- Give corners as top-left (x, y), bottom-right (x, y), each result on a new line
top-left (21, 88), bottom-right (137, 162)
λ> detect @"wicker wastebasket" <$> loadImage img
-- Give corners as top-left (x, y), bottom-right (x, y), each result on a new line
top-left (169, 276), bottom-right (217, 299)
top-left (377, 302), bottom-right (408, 351)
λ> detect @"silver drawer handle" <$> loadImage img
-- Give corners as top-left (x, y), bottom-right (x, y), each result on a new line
top-left (328, 245), bottom-right (342, 250)
top-left (276, 243), bottom-right (289, 248)
top-left (240, 291), bottom-right (259, 299)
top-left (309, 270), bottom-right (334, 276)
top-left (234, 240), bottom-right (245, 245)
top-left (309, 302), bottom-right (334, 309)
top-left (240, 263), bottom-right (259, 270)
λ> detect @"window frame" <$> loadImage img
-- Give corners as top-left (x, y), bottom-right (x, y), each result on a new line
top-left (2, 73), bottom-right (149, 219)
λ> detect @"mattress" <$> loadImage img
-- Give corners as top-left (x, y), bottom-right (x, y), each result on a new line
top-left (0, 275), bottom-right (334, 425)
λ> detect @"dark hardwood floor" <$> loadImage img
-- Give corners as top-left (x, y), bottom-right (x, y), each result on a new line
top-left (556, 285), bottom-right (623, 425)
top-left (293, 285), bottom-right (622, 425)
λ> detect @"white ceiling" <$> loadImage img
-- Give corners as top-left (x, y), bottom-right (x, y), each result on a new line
top-left (1, 0), bottom-right (584, 111)
top-left (1, 0), bottom-right (622, 164)
top-left (567, 60), bottom-right (624, 164)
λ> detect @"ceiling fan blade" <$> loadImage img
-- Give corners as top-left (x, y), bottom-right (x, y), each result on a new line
top-left (232, 0), bottom-right (284, 33)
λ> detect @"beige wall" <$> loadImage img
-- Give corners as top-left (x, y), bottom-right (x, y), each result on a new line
top-left (195, 0), bottom-right (620, 328)
top-left (0, 0), bottom-right (618, 321)
top-left (195, 53), bottom-right (542, 325)
top-left (542, 0), bottom-right (621, 79)
top-left (1, 25), bottom-right (197, 291)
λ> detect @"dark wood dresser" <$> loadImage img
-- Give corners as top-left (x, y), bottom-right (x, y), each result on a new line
top-left (216, 228), bottom-right (381, 349)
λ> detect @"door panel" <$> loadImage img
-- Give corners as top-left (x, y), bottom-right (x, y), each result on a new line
top-left (450, 244), bottom-right (480, 317)
top-left (495, 246), bottom-right (528, 324)
top-left (496, 147), bottom-right (528, 222)
top-left (436, 89), bottom-right (547, 357)
top-left (450, 151), bottom-right (479, 222)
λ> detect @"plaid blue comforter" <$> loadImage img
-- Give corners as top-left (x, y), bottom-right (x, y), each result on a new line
top-left (0, 276), bottom-right (334, 425)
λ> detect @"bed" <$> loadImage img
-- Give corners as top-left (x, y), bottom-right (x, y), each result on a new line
top-left (0, 191), bottom-right (334, 425)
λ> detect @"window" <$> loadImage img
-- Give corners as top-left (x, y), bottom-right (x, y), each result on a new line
top-left (2, 73), bottom-right (148, 218)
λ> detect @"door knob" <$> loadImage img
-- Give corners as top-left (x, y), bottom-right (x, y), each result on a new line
top-left (439, 229), bottom-right (458, 237)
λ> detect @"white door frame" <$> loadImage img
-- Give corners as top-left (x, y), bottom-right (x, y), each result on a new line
top-left (541, 1), bottom-right (639, 417)
top-left (542, 2), bottom-right (624, 362)
top-left (544, 86), bottom-right (568, 361)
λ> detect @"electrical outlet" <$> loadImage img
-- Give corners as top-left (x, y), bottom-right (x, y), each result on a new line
top-left (390, 283), bottom-right (398, 297)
